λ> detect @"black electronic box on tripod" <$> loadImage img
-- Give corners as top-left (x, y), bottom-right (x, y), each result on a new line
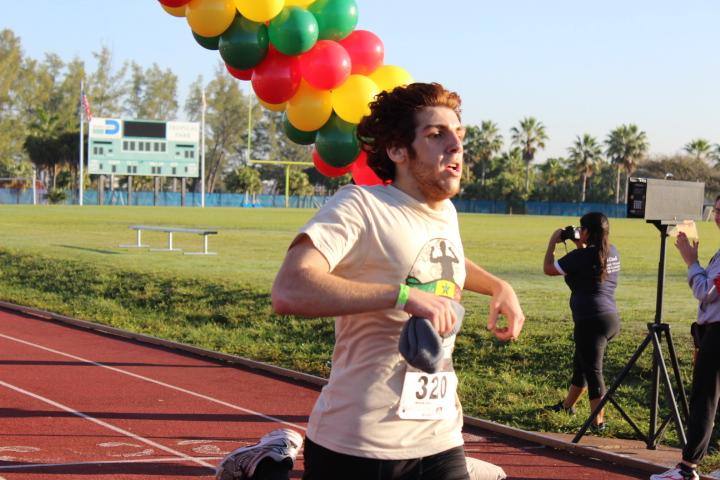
top-left (572, 177), bottom-right (705, 448)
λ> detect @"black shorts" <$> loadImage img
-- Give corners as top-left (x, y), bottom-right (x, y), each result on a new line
top-left (302, 437), bottom-right (470, 480)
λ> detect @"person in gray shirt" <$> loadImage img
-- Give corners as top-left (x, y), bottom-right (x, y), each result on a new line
top-left (651, 194), bottom-right (720, 480)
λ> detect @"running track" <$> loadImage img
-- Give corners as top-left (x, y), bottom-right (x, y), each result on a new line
top-left (0, 307), bottom-right (652, 480)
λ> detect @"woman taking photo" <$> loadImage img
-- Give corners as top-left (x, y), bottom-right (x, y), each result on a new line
top-left (542, 212), bottom-right (621, 433)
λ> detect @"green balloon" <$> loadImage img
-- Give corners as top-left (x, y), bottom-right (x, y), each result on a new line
top-left (316, 113), bottom-right (359, 167)
top-left (219, 15), bottom-right (269, 70)
top-left (193, 31), bottom-right (220, 51)
top-left (309, 0), bottom-right (358, 41)
top-left (269, 7), bottom-right (319, 56)
top-left (283, 114), bottom-right (318, 145)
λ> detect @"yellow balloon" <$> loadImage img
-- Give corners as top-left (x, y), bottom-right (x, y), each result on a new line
top-left (368, 65), bottom-right (414, 93)
top-left (287, 81), bottom-right (332, 132)
top-left (258, 98), bottom-right (287, 112)
top-left (186, 0), bottom-right (236, 37)
top-left (161, 4), bottom-right (187, 17)
top-left (284, 0), bottom-right (315, 6)
top-left (331, 74), bottom-right (380, 124)
top-left (234, 0), bottom-right (285, 22)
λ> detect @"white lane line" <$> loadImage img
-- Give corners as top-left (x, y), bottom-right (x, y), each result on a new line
top-left (0, 380), bottom-right (215, 469)
top-left (0, 456), bottom-right (222, 471)
top-left (0, 332), bottom-right (306, 432)
top-left (0, 447), bottom-right (40, 453)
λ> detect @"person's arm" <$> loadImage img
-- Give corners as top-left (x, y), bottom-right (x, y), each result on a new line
top-left (272, 234), bottom-right (460, 335)
top-left (464, 258), bottom-right (525, 341)
top-left (675, 231), bottom-right (716, 302)
top-left (543, 229), bottom-right (564, 276)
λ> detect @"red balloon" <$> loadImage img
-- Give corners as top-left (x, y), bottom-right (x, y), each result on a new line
top-left (350, 151), bottom-right (384, 185)
top-left (313, 148), bottom-right (352, 177)
top-left (299, 40), bottom-right (351, 90)
top-left (158, 0), bottom-right (190, 7)
top-left (226, 63), bottom-right (253, 80)
top-left (338, 30), bottom-right (384, 76)
top-left (251, 47), bottom-right (302, 104)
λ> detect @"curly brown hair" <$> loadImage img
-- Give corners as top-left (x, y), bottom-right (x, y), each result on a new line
top-left (356, 82), bottom-right (462, 182)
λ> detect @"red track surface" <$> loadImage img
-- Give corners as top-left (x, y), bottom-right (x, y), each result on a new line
top-left (0, 308), bottom-right (650, 480)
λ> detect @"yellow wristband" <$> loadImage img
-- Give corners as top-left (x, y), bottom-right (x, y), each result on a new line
top-left (395, 284), bottom-right (410, 310)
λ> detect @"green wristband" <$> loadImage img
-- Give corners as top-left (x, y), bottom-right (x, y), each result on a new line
top-left (395, 284), bottom-right (410, 310)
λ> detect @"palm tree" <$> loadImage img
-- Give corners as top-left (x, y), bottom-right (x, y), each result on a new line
top-left (537, 157), bottom-right (570, 201)
top-left (712, 144), bottom-right (720, 167)
top-left (26, 108), bottom-right (63, 189)
top-left (568, 133), bottom-right (603, 202)
top-left (510, 117), bottom-right (547, 193)
top-left (539, 157), bottom-right (566, 187)
top-left (464, 121), bottom-right (503, 185)
top-left (604, 124), bottom-right (648, 203)
top-left (684, 138), bottom-right (713, 163)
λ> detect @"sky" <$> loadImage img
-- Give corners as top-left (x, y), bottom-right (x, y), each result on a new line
top-left (3, 0), bottom-right (720, 162)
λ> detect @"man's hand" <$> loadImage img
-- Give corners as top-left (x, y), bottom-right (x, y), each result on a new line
top-left (675, 231), bottom-right (699, 267)
top-left (404, 288), bottom-right (458, 337)
top-left (486, 280), bottom-right (525, 341)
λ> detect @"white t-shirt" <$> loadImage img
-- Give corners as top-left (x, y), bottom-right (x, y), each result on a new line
top-left (300, 184), bottom-right (467, 459)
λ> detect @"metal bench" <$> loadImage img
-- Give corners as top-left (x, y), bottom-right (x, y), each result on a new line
top-left (120, 225), bottom-right (218, 255)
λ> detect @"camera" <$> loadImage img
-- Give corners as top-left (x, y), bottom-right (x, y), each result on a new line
top-left (559, 225), bottom-right (580, 242)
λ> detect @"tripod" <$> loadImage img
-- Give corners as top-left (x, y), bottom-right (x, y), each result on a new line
top-left (572, 220), bottom-right (690, 448)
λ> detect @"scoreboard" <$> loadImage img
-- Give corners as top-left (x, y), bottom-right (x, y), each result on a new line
top-left (88, 118), bottom-right (200, 178)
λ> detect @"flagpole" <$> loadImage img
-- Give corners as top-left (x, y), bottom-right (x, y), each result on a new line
top-left (201, 87), bottom-right (206, 208)
top-left (79, 80), bottom-right (84, 206)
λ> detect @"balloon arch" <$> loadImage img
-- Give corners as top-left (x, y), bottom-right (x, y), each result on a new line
top-left (158, 0), bottom-right (413, 185)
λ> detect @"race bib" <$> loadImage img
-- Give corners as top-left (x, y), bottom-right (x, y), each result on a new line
top-left (398, 370), bottom-right (458, 420)
top-left (398, 301), bottom-right (462, 420)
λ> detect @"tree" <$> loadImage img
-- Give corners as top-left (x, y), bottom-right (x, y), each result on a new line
top-left (125, 62), bottom-right (179, 120)
top-left (534, 157), bottom-right (576, 201)
top-left (225, 166), bottom-right (262, 195)
top-left (510, 117), bottom-right (547, 194)
top-left (304, 167), bottom-right (351, 195)
top-left (25, 54), bottom-right (90, 191)
top-left (25, 108), bottom-right (64, 187)
top-left (0, 30), bottom-right (32, 176)
top-left (635, 154), bottom-right (720, 201)
top-left (568, 133), bottom-right (604, 202)
top-left (24, 131), bottom-right (80, 190)
top-left (185, 65), bottom-right (250, 193)
top-left (0, 29), bottom-right (22, 110)
top-left (712, 144), bottom-right (720, 167)
top-left (278, 169), bottom-right (315, 196)
top-left (55, 58), bottom-right (86, 129)
top-left (464, 121), bottom-right (503, 186)
top-left (683, 138), bottom-right (713, 163)
top-left (87, 46), bottom-right (127, 118)
top-left (252, 109), bottom-right (312, 184)
top-left (467, 147), bottom-right (528, 207)
top-left (605, 124), bottom-right (648, 203)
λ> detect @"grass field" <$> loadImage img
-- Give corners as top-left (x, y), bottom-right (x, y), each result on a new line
top-left (1, 204), bottom-right (718, 465)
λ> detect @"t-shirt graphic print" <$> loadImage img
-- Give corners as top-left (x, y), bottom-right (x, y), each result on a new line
top-left (406, 238), bottom-right (463, 302)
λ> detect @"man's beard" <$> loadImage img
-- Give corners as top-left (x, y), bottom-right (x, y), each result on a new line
top-left (408, 159), bottom-right (461, 203)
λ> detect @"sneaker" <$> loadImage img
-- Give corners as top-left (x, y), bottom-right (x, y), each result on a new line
top-left (650, 464), bottom-right (699, 480)
top-left (543, 401), bottom-right (576, 415)
top-left (708, 469), bottom-right (720, 479)
top-left (215, 428), bottom-right (303, 480)
top-left (589, 422), bottom-right (607, 435)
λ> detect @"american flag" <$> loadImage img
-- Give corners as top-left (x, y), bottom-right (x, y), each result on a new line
top-left (82, 91), bottom-right (92, 121)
